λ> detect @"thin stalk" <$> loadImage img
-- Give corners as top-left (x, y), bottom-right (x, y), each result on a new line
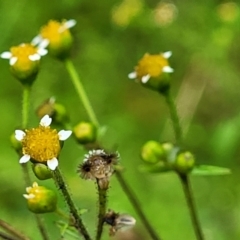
top-left (64, 58), bottom-right (99, 127)
top-left (179, 174), bottom-right (204, 240)
top-left (95, 181), bottom-right (107, 240)
top-left (0, 232), bottom-right (17, 240)
top-left (0, 219), bottom-right (30, 240)
top-left (52, 167), bottom-right (92, 240)
top-left (21, 85), bottom-right (49, 240)
top-left (115, 171), bottom-right (161, 240)
top-left (163, 89), bottom-right (182, 144)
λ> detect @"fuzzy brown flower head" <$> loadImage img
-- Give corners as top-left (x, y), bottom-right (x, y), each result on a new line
top-left (78, 149), bottom-right (119, 180)
top-left (104, 209), bottom-right (136, 236)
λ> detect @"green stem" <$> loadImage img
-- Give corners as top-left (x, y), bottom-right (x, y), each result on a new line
top-left (95, 180), bottom-right (107, 240)
top-left (179, 174), bottom-right (204, 240)
top-left (64, 58), bottom-right (99, 127)
top-left (52, 167), bottom-right (92, 240)
top-left (21, 85), bottom-right (49, 240)
top-left (163, 89), bottom-right (182, 144)
top-left (115, 171), bottom-right (161, 240)
top-left (22, 85), bottom-right (30, 129)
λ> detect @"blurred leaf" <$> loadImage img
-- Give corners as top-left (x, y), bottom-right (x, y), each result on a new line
top-left (138, 162), bottom-right (171, 174)
top-left (191, 165), bottom-right (231, 176)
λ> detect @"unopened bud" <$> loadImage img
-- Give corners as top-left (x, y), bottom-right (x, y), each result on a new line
top-left (32, 163), bottom-right (52, 180)
top-left (73, 122), bottom-right (97, 144)
top-left (174, 151), bottom-right (195, 174)
top-left (141, 140), bottom-right (165, 163)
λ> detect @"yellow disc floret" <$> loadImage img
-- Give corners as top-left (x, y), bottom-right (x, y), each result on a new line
top-left (22, 126), bottom-right (60, 162)
top-left (135, 53), bottom-right (169, 79)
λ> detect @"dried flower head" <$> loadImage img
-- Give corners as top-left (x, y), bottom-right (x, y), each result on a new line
top-left (15, 115), bottom-right (72, 170)
top-left (23, 182), bottom-right (57, 213)
top-left (78, 149), bottom-right (119, 180)
top-left (0, 43), bottom-right (47, 85)
top-left (128, 52), bottom-right (173, 92)
top-left (32, 19), bottom-right (76, 59)
top-left (104, 209), bottom-right (136, 236)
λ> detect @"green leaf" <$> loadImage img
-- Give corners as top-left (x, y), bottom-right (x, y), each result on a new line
top-left (138, 162), bottom-right (172, 174)
top-left (191, 165), bottom-right (231, 176)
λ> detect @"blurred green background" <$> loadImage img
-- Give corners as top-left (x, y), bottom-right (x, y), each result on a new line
top-left (1, 0), bottom-right (240, 239)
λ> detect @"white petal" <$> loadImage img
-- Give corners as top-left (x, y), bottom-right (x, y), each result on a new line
top-left (47, 158), bottom-right (58, 170)
top-left (128, 72), bottom-right (137, 79)
top-left (38, 38), bottom-right (49, 49)
top-left (141, 75), bottom-right (150, 83)
top-left (32, 182), bottom-right (38, 187)
top-left (40, 115), bottom-right (52, 127)
top-left (23, 193), bottom-right (35, 199)
top-left (163, 66), bottom-right (174, 73)
top-left (65, 19), bottom-right (77, 29)
top-left (19, 154), bottom-right (30, 163)
top-left (10, 57), bottom-right (17, 66)
top-left (15, 130), bottom-right (26, 141)
top-left (29, 54), bottom-right (41, 61)
top-left (58, 130), bottom-right (72, 141)
top-left (1, 51), bottom-right (12, 59)
top-left (162, 51), bottom-right (172, 59)
top-left (31, 35), bottom-right (42, 45)
top-left (37, 48), bottom-right (48, 56)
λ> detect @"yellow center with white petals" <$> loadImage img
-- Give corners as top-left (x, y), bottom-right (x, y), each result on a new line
top-left (22, 126), bottom-right (60, 162)
top-left (10, 44), bottom-right (39, 70)
top-left (40, 20), bottom-right (71, 47)
top-left (135, 53), bottom-right (169, 79)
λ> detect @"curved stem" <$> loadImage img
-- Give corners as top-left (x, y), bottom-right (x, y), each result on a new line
top-left (22, 85), bottom-right (30, 129)
top-left (163, 89), bottom-right (182, 144)
top-left (52, 167), bottom-right (92, 240)
top-left (64, 58), bottom-right (99, 128)
top-left (179, 174), bottom-right (204, 240)
top-left (115, 171), bottom-right (161, 240)
top-left (35, 215), bottom-right (49, 240)
top-left (95, 180), bottom-right (107, 240)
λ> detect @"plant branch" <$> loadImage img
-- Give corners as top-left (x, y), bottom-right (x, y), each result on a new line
top-left (52, 167), bottom-right (92, 240)
top-left (179, 174), bottom-right (204, 240)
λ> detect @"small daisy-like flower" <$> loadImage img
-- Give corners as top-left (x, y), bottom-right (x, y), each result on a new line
top-left (15, 115), bottom-right (72, 170)
top-left (23, 182), bottom-right (57, 213)
top-left (0, 43), bottom-right (47, 85)
top-left (78, 149), bottom-right (119, 180)
top-left (128, 52), bottom-right (173, 92)
top-left (104, 209), bottom-right (136, 236)
top-left (32, 19), bottom-right (76, 59)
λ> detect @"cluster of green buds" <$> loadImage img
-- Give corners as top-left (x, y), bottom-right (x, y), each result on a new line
top-left (78, 149), bottom-right (119, 189)
top-left (141, 140), bottom-right (195, 174)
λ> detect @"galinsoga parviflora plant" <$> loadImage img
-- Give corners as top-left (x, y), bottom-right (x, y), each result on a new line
top-left (0, 19), bottom-right (230, 240)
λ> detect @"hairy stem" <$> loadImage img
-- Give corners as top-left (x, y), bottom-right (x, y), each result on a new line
top-left (52, 167), bottom-right (92, 240)
top-left (115, 171), bottom-right (161, 240)
top-left (163, 89), bottom-right (182, 144)
top-left (64, 58), bottom-right (99, 127)
top-left (0, 219), bottom-right (30, 240)
top-left (179, 174), bottom-right (204, 240)
top-left (95, 180), bottom-right (108, 240)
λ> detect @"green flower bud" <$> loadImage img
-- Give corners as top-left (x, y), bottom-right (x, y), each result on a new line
top-left (23, 182), bottom-right (57, 213)
top-left (174, 151), bottom-right (195, 174)
top-left (141, 140), bottom-right (165, 163)
top-left (32, 163), bottom-right (52, 180)
top-left (73, 122), bottom-right (97, 144)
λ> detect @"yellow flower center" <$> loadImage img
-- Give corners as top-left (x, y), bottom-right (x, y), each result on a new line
top-left (10, 44), bottom-right (39, 70)
top-left (135, 53), bottom-right (169, 79)
top-left (40, 20), bottom-right (71, 46)
top-left (22, 126), bottom-right (60, 162)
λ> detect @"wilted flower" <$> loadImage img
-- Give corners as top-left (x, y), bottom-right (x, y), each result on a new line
top-left (78, 149), bottom-right (119, 182)
top-left (23, 182), bottom-right (57, 213)
top-left (128, 52), bottom-right (173, 92)
top-left (32, 19), bottom-right (76, 59)
top-left (15, 115), bottom-right (72, 170)
top-left (0, 43), bottom-right (47, 85)
top-left (104, 209), bottom-right (136, 236)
